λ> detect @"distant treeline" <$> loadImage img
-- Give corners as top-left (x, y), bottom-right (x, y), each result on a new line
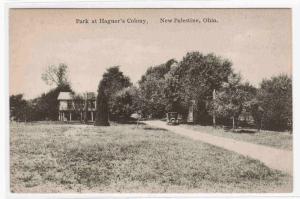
top-left (10, 64), bottom-right (73, 122)
top-left (10, 52), bottom-right (292, 131)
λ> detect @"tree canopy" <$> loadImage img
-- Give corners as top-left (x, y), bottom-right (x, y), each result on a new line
top-left (41, 63), bottom-right (70, 87)
top-left (208, 73), bottom-right (257, 129)
top-left (138, 59), bottom-right (176, 118)
top-left (95, 66), bottom-right (132, 126)
top-left (32, 84), bottom-right (73, 121)
top-left (256, 74), bottom-right (292, 131)
top-left (10, 52), bottom-right (292, 132)
top-left (10, 94), bottom-right (28, 122)
top-left (138, 52), bottom-right (233, 124)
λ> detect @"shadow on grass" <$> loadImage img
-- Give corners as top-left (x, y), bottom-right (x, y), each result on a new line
top-left (142, 127), bottom-right (167, 131)
top-left (236, 129), bottom-right (257, 134)
top-left (113, 120), bottom-right (143, 125)
top-left (223, 127), bottom-right (257, 134)
top-left (25, 121), bottom-right (95, 125)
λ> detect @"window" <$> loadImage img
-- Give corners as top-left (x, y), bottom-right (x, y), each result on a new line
top-left (67, 101), bottom-right (73, 109)
top-left (90, 101), bottom-right (95, 109)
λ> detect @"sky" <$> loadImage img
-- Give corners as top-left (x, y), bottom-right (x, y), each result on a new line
top-left (10, 9), bottom-right (292, 99)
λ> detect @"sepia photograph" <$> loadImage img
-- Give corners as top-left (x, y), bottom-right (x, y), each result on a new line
top-left (9, 8), bottom-right (293, 193)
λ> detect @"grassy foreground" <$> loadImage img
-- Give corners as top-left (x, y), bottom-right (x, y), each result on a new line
top-left (181, 124), bottom-right (293, 151)
top-left (10, 122), bottom-right (292, 193)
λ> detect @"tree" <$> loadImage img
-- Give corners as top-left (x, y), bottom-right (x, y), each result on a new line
top-left (10, 94), bottom-right (28, 122)
top-left (33, 84), bottom-right (73, 121)
top-left (163, 62), bottom-right (184, 114)
top-left (71, 93), bottom-right (85, 122)
top-left (256, 74), bottom-right (292, 131)
top-left (249, 98), bottom-right (264, 131)
top-left (101, 66), bottom-right (132, 98)
top-left (110, 86), bottom-right (140, 122)
top-left (95, 86), bottom-right (110, 126)
top-left (138, 59), bottom-right (176, 118)
top-left (41, 63), bottom-right (70, 87)
top-left (138, 53), bottom-right (233, 122)
top-left (95, 66), bottom-right (132, 125)
top-left (209, 73), bottom-right (251, 129)
top-left (37, 63), bottom-right (73, 121)
top-left (176, 52), bottom-right (233, 124)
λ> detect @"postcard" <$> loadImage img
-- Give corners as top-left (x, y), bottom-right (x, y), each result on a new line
top-left (6, 5), bottom-right (296, 197)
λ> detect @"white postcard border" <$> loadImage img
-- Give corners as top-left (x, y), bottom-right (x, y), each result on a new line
top-left (1, 1), bottom-right (300, 199)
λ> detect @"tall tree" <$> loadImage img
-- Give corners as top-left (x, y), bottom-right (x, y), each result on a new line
top-left (95, 66), bottom-right (132, 125)
top-left (138, 59), bottom-right (176, 118)
top-left (163, 62), bottom-right (184, 114)
top-left (101, 66), bottom-right (132, 98)
top-left (249, 98), bottom-right (264, 131)
top-left (41, 63), bottom-right (70, 87)
top-left (110, 86), bottom-right (140, 122)
top-left (10, 94), bottom-right (28, 122)
top-left (71, 93), bottom-right (85, 122)
top-left (95, 86), bottom-right (110, 126)
top-left (176, 52), bottom-right (233, 124)
top-left (38, 63), bottom-right (73, 120)
top-left (208, 73), bottom-right (252, 129)
top-left (35, 84), bottom-right (73, 120)
top-left (256, 74), bottom-right (292, 131)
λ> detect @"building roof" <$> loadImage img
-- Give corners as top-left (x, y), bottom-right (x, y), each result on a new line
top-left (57, 92), bottom-right (72, 100)
top-left (57, 91), bottom-right (96, 100)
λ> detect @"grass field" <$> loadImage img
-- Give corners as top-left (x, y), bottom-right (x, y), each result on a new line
top-left (10, 122), bottom-right (292, 193)
top-left (181, 124), bottom-right (293, 151)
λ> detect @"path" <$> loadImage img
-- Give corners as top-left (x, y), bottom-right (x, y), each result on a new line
top-left (143, 120), bottom-right (293, 175)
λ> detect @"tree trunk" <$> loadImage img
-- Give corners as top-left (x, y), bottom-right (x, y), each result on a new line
top-left (232, 116), bottom-right (235, 130)
top-left (212, 89), bottom-right (216, 128)
top-left (95, 89), bottom-right (110, 126)
top-left (259, 117), bottom-right (263, 132)
top-left (84, 94), bottom-right (88, 124)
top-left (213, 116), bottom-right (216, 128)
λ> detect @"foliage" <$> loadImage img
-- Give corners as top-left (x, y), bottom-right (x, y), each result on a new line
top-left (95, 87), bottom-right (110, 126)
top-left (207, 73), bottom-right (292, 131)
top-left (71, 93), bottom-right (85, 122)
top-left (138, 53), bottom-right (233, 123)
top-left (100, 66), bottom-right (132, 98)
top-left (95, 66), bottom-right (132, 125)
top-left (71, 93), bottom-right (85, 113)
top-left (16, 84), bottom-right (73, 122)
top-left (208, 74), bottom-right (257, 129)
top-left (10, 83), bottom-right (73, 122)
top-left (12, 54), bottom-right (292, 132)
top-left (10, 94), bottom-right (29, 122)
top-left (248, 98), bottom-right (264, 131)
top-left (138, 59), bottom-right (176, 118)
top-left (163, 63), bottom-right (184, 114)
top-left (35, 84), bottom-right (73, 121)
top-left (176, 52), bottom-right (233, 124)
top-left (41, 63), bottom-right (70, 87)
top-left (109, 86), bottom-right (140, 122)
top-left (25, 63), bottom-right (74, 121)
top-left (208, 74), bottom-right (241, 128)
top-left (256, 75), bottom-right (292, 131)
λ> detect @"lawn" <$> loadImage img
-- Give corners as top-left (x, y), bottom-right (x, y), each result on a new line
top-left (10, 122), bottom-right (292, 193)
top-left (181, 124), bottom-right (293, 151)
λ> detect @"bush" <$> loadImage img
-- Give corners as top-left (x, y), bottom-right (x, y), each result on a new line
top-left (109, 87), bottom-right (140, 122)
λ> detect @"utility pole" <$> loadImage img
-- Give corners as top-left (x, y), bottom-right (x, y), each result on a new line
top-left (213, 89), bottom-right (216, 128)
top-left (84, 92), bottom-right (88, 124)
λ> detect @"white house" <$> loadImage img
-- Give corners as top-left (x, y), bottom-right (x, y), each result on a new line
top-left (57, 92), bottom-right (96, 122)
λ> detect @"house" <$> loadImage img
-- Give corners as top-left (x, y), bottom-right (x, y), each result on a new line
top-left (57, 92), bottom-right (96, 122)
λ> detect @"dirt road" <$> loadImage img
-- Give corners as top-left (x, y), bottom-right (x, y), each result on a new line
top-left (143, 120), bottom-right (293, 175)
